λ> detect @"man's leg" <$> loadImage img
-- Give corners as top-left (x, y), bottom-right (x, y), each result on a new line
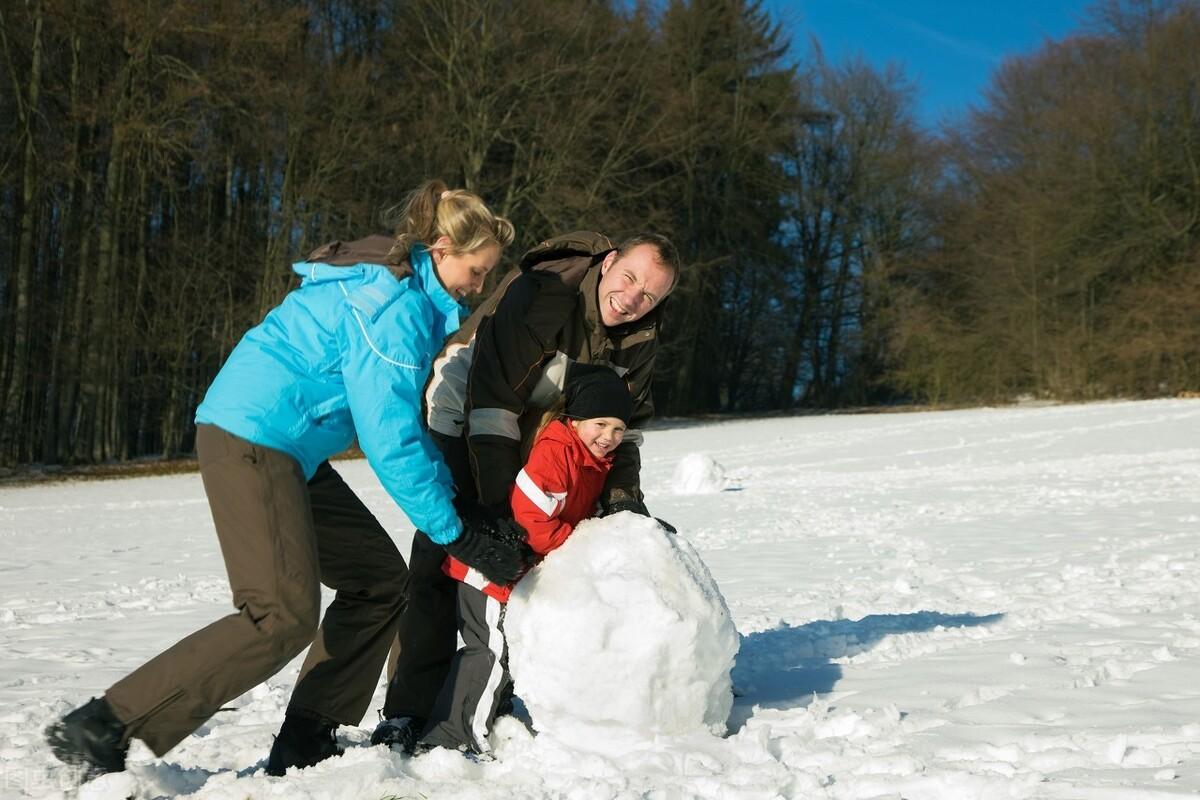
top-left (102, 426), bottom-right (321, 757)
top-left (419, 586), bottom-right (510, 754)
top-left (287, 461), bottom-right (408, 724)
top-left (382, 531), bottom-right (458, 720)
top-left (382, 430), bottom-right (471, 722)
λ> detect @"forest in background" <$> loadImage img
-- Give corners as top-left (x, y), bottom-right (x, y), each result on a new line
top-left (1, 0), bottom-right (1198, 467)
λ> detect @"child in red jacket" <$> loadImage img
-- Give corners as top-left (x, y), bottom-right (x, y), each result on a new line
top-left (419, 365), bottom-right (634, 755)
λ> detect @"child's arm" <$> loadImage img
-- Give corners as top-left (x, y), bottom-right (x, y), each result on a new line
top-left (511, 441), bottom-right (575, 555)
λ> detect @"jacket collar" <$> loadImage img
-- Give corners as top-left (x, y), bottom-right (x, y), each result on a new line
top-left (581, 263), bottom-right (603, 334)
top-left (410, 244), bottom-right (467, 336)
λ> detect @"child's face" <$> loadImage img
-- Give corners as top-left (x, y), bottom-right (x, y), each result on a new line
top-left (571, 417), bottom-right (627, 459)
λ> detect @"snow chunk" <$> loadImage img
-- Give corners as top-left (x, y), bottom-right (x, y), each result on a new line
top-left (506, 513), bottom-right (738, 754)
top-left (670, 453), bottom-right (730, 494)
top-left (1106, 734), bottom-right (1128, 764)
top-left (79, 771), bottom-right (138, 800)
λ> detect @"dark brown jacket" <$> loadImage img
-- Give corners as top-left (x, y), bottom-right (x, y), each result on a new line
top-left (424, 231), bottom-right (662, 511)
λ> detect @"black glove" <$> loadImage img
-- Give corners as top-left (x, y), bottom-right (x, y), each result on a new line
top-left (492, 514), bottom-right (533, 549)
top-left (601, 498), bottom-right (650, 517)
top-left (601, 498), bottom-right (676, 534)
top-left (446, 500), bottom-right (534, 584)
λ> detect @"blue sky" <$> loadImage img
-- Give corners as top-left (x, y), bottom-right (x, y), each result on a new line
top-left (765, 0), bottom-right (1098, 128)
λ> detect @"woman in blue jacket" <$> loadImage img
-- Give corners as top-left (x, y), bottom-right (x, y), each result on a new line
top-left (45, 181), bottom-right (531, 778)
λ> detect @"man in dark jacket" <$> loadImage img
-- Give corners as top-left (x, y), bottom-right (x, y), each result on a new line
top-left (372, 231), bottom-right (680, 750)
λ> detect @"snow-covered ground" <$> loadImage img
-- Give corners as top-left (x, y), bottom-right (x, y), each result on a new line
top-left (1, 398), bottom-right (1198, 799)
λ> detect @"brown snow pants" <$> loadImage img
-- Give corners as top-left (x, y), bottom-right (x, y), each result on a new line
top-left (104, 425), bottom-right (408, 756)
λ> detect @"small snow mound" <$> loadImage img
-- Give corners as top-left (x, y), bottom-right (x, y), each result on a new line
top-left (79, 771), bottom-right (138, 800)
top-left (506, 513), bottom-right (738, 754)
top-left (671, 453), bottom-right (730, 494)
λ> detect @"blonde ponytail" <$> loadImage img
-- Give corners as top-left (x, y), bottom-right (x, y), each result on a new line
top-left (386, 180), bottom-right (514, 265)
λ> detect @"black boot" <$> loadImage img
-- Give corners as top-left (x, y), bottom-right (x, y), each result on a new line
top-left (265, 711), bottom-right (343, 776)
top-left (44, 697), bottom-right (129, 778)
top-left (369, 714), bottom-right (425, 754)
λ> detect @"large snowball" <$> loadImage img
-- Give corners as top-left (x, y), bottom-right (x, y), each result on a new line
top-left (505, 513), bottom-right (738, 754)
top-left (671, 452), bottom-right (730, 494)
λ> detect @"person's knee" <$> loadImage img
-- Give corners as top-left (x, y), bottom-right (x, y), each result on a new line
top-left (377, 570), bottom-right (406, 611)
top-left (255, 586), bottom-right (321, 658)
top-left (342, 553), bottom-right (407, 609)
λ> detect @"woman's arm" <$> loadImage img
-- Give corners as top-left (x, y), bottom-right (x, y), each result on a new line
top-left (338, 280), bottom-right (462, 544)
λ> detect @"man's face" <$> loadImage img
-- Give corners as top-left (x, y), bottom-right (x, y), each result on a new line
top-left (596, 244), bottom-right (674, 328)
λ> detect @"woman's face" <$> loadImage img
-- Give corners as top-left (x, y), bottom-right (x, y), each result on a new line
top-left (430, 238), bottom-right (501, 300)
top-left (571, 417), bottom-right (627, 459)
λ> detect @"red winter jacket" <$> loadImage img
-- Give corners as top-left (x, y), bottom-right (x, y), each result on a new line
top-left (443, 419), bottom-right (613, 602)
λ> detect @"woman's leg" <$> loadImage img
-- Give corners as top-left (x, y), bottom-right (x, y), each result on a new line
top-left (287, 460), bottom-right (408, 724)
top-left (103, 425), bottom-right (321, 757)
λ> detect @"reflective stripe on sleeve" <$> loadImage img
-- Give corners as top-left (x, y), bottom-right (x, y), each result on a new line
top-left (462, 568), bottom-right (491, 592)
top-left (468, 407), bottom-right (521, 440)
top-left (515, 468), bottom-right (566, 518)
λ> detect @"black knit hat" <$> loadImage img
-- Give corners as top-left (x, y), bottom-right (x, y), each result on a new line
top-left (564, 364), bottom-right (634, 424)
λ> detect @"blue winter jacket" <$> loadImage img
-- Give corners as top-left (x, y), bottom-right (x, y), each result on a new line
top-left (195, 244), bottom-right (465, 544)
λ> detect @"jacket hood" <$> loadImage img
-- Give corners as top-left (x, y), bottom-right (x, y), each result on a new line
top-left (294, 239), bottom-right (465, 340)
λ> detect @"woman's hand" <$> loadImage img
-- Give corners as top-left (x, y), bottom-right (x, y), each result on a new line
top-left (446, 499), bottom-right (535, 583)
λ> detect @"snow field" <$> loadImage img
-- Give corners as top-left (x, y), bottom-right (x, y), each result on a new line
top-left (0, 398), bottom-right (1197, 798)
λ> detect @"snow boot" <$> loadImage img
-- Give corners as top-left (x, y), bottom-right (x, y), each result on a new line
top-left (44, 696), bottom-right (129, 778)
top-left (369, 714), bottom-right (424, 754)
top-left (265, 711), bottom-right (343, 776)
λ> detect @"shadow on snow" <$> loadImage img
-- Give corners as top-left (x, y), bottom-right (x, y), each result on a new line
top-left (727, 610), bottom-right (1005, 732)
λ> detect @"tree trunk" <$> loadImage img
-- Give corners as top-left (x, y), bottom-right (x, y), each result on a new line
top-left (79, 122), bottom-right (126, 462)
top-left (261, 142), bottom-right (297, 316)
top-left (1, 0), bottom-right (44, 464)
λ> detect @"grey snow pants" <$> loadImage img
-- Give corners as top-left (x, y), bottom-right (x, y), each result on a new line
top-left (418, 583), bottom-right (511, 754)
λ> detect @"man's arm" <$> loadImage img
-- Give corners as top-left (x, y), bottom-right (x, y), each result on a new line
top-left (601, 332), bottom-right (658, 510)
top-left (466, 271), bottom-right (576, 510)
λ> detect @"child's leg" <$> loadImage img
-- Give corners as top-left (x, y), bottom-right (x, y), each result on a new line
top-left (419, 585), bottom-right (510, 754)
